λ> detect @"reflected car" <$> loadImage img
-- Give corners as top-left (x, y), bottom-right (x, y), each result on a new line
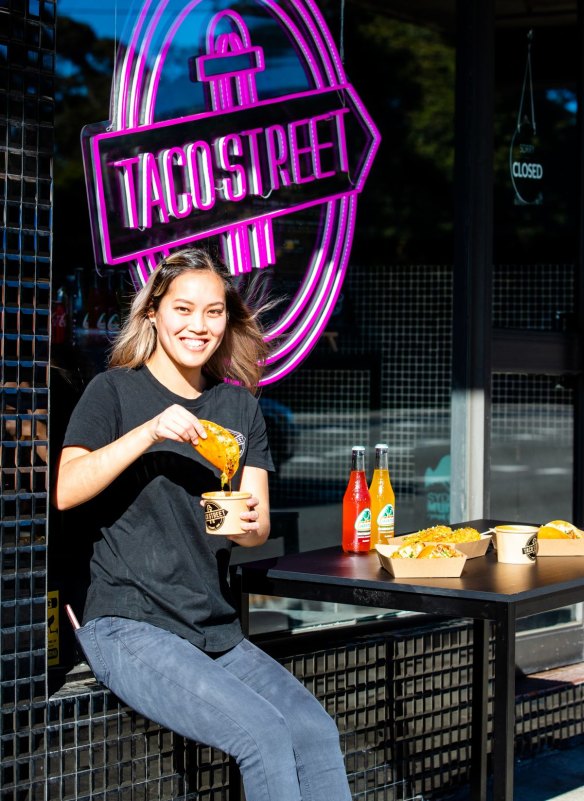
top-left (259, 398), bottom-right (298, 470)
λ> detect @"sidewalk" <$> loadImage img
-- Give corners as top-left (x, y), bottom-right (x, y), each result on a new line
top-left (443, 736), bottom-right (584, 801)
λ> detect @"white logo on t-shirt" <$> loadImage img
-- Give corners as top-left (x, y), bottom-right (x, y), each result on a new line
top-left (228, 429), bottom-right (246, 458)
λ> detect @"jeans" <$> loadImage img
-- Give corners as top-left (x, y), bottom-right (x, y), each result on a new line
top-left (76, 617), bottom-right (352, 801)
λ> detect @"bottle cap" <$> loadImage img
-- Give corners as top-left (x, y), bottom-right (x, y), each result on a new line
top-left (352, 445), bottom-right (365, 452)
top-left (375, 443), bottom-right (389, 451)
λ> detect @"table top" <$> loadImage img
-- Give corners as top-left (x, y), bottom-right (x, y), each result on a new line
top-left (235, 519), bottom-right (584, 620)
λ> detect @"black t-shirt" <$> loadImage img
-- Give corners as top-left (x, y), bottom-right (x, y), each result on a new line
top-left (62, 366), bottom-right (274, 652)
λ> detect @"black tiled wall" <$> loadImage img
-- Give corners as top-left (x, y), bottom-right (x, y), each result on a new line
top-left (1, 2), bottom-right (54, 800)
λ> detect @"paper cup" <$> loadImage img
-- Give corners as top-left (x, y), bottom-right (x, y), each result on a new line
top-left (493, 525), bottom-right (539, 564)
top-left (202, 491), bottom-right (251, 535)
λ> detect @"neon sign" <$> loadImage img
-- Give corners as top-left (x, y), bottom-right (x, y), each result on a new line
top-left (82, 0), bottom-right (380, 384)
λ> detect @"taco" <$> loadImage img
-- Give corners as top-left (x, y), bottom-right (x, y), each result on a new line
top-left (194, 420), bottom-right (240, 488)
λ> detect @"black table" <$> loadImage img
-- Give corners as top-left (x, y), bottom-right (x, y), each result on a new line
top-left (233, 519), bottom-right (584, 801)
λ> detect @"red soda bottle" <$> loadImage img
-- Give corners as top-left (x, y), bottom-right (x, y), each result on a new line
top-left (342, 446), bottom-right (371, 553)
top-left (51, 286), bottom-right (68, 345)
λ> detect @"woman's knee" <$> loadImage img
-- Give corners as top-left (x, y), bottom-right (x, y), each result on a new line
top-left (308, 706), bottom-right (342, 745)
top-left (283, 689), bottom-right (342, 747)
top-left (235, 706), bottom-right (295, 764)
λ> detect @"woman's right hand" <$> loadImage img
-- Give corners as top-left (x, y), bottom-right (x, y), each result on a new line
top-left (148, 404), bottom-right (208, 447)
top-left (53, 404), bottom-right (207, 511)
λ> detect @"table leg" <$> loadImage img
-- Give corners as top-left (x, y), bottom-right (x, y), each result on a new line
top-left (228, 570), bottom-right (249, 801)
top-left (470, 619), bottom-right (490, 801)
top-left (230, 567), bottom-right (250, 637)
top-left (229, 759), bottom-right (242, 801)
top-left (492, 607), bottom-right (517, 801)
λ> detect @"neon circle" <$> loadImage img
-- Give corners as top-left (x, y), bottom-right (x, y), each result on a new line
top-left (90, 0), bottom-right (380, 384)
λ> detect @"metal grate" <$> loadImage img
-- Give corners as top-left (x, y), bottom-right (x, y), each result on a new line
top-left (493, 263), bottom-right (575, 332)
top-left (265, 264), bottom-right (453, 534)
top-left (269, 366), bottom-right (372, 503)
top-left (45, 686), bottom-right (218, 801)
top-left (1, 2), bottom-right (55, 801)
top-left (336, 263), bottom-right (453, 508)
top-left (515, 681), bottom-right (584, 758)
top-left (491, 373), bottom-right (574, 522)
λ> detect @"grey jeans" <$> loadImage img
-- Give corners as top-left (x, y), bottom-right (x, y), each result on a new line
top-left (77, 616), bottom-right (352, 801)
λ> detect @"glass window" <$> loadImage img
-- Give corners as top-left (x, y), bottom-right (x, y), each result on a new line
top-left (491, 14), bottom-right (582, 671)
top-left (51, 0), bottom-right (457, 640)
top-left (52, 3), bottom-right (584, 665)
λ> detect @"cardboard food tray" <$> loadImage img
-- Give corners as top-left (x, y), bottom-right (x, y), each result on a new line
top-left (537, 538), bottom-right (584, 557)
top-left (376, 544), bottom-right (467, 578)
top-left (381, 532), bottom-right (491, 559)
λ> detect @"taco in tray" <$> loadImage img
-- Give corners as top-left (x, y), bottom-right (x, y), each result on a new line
top-left (391, 542), bottom-right (461, 559)
top-left (417, 543), bottom-right (461, 559)
top-left (401, 525), bottom-right (480, 546)
top-left (538, 520), bottom-right (584, 540)
top-left (448, 527), bottom-right (481, 543)
top-left (401, 525), bottom-right (453, 545)
top-left (391, 542), bottom-right (426, 559)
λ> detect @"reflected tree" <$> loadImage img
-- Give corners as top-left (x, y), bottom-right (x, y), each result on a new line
top-left (54, 17), bottom-right (115, 278)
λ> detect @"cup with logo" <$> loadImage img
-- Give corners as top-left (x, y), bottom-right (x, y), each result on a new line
top-left (493, 524), bottom-right (539, 564)
top-left (202, 491), bottom-right (252, 536)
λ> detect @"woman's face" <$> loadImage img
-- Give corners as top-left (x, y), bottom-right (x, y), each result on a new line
top-left (150, 270), bottom-right (227, 374)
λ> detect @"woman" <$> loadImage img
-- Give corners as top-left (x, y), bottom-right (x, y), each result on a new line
top-left (52, 248), bottom-right (352, 801)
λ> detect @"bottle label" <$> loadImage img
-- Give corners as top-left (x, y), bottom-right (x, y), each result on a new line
top-left (377, 504), bottom-right (395, 534)
top-left (107, 313), bottom-right (120, 333)
top-left (354, 508), bottom-right (371, 540)
top-left (51, 306), bottom-right (67, 344)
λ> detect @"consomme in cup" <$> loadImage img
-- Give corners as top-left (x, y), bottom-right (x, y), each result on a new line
top-left (493, 524), bottom-right (539, 564)
top-left (202, 491), bottom-right (251, 536)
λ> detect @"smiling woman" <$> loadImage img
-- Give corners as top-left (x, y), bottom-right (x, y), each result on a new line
top-left (51, 246), bottom-right (353, 801)
top-left (108, 248), bottom-right (268, 389)
top-left (145, 269), bottom-right (228, 396)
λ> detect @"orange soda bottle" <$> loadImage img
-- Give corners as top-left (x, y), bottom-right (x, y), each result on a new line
top-left (342, 446), bottom-right (371, 553)
top-left (369, 443), bottom-right (395, 549)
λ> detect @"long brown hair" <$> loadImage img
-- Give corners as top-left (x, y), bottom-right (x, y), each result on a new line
top-left (108, 248), bottom-right (270, 392)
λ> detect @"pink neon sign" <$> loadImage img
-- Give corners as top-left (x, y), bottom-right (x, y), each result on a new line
top-left (82, 0), bottom-right (380, 384)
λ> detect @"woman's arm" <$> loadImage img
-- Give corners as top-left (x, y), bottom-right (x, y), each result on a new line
top-left (227, 465), bottom-right (271, 547)
top-left (52, 404), bottom-right (207, 511)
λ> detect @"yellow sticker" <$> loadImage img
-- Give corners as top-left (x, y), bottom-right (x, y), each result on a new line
top-left (47, 590), bottom-right (59, 666)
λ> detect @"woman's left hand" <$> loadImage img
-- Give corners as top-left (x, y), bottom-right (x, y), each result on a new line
top-left (227, 495), bottom-right (262, 544)
top-left (197, 494), bottom-right (264, 544)
top-left (199, 466), bottom-right (270, 547)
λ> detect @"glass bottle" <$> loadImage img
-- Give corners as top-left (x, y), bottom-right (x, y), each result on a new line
top-left (72, 267), bottom-right (88, 348)
top-left (88, 271), bottom-right (107, 345)
top-left (51, 286), bottom-right (68, 345)
top-left (342, 446), bottom-right (371, 553)
top-left (369, 443), bottom-right (395, 549)
top-left (105, 269), bottom-right (121, 337)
